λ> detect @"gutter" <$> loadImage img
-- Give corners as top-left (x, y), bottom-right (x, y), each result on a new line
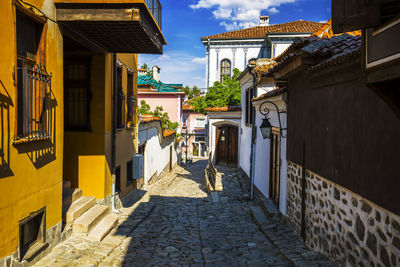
top-left (111, 53), bottom-right (119, 214)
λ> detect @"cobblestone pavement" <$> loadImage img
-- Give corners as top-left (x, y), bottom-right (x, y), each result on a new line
top-left (34, 160), bottom-right (334, 267)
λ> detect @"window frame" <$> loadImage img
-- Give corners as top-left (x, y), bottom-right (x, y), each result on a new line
top-left (64, 56), bottom-right (92, 132)
top-left (195, 118), bottom-right (205, 128)
top-left (116, 66), bottom-right (126, 129)
top-left (245, 86), bottom-right (254, 127)
top-left (220, 59), bottom-right (231, 82)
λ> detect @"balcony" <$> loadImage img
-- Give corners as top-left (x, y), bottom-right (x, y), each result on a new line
top-left (54, 0), bottom-right (166, 54)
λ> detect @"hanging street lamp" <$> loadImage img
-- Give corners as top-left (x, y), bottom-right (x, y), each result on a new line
top-left (258, 100), bottom-right (287, 139)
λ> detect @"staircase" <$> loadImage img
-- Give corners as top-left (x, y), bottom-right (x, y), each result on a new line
top-left (62, 180), bottom-right (119, 242)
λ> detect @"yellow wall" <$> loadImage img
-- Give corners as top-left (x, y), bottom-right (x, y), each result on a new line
top-left (65, 53), bottom-right (138, 199)
top-left (0, 0), bottom-right (63, 258)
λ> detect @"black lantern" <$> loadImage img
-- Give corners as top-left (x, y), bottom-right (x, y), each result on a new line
top-left (259, 100), bottom-right (287, 138)
top-left (260, 117), bottom-right (272, 139)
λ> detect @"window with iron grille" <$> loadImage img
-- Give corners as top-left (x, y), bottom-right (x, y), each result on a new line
top-left (64, 57), bottom-right (91, 131)
top-left (16, 10), bottom-right (53, 140)
top-left (220, 59), bottom-right (231, 82)
top-left (116, 67), bottom-right (125, 129)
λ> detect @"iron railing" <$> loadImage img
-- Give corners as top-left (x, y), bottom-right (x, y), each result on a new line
top-left (18, 64), bottom-right (53, 140)
top-left (145, 0), bottom-right (162, 30)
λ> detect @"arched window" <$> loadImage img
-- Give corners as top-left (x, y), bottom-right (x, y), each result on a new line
top-left (220, 59), bottom-right (231, 81)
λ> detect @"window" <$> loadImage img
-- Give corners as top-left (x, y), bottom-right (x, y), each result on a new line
top-left (65, 57), bottom-right (91, 131)
top-left (126, 72), bottom-right (134, 126)
top-left (16, 10), bottom-right (52, 139)
top-left (245, 87), bottom-right (253, 126)
top-left (195, 136), bottom-right (205, 142)
top-left (220, 59), bottom-right (231, 81)
top-left (126, 160), bottom-right (133, 186)
top-left (116, 67), bottom-right (125, 129)
top-left (195, 118), bottom-right (205, 128)
top-left (182, 116), bottom-right (188, 127)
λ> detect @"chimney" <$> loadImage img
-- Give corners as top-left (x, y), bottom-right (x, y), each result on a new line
top-left (152, 66), bottom-right (160, 82)
top-left (259, 16), bottom-right (269, 26)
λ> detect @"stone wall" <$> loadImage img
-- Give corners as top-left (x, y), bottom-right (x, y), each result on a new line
top-left (286, 161), bottom-right (400, 267)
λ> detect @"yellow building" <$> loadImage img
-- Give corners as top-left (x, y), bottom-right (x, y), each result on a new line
top-left (0, 0), bottom-right (165, 264)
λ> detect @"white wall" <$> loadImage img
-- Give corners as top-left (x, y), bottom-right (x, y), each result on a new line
top-left (207, 113), bottom-right (241, 163)
top-left (239, 74), bottom-right (275, 178)
top-left (139, 124), bottom-right (177, 184)
top-left (208, 43), bottom-right (262, 87)
top-left (253, 97), bottom-right (287, 214)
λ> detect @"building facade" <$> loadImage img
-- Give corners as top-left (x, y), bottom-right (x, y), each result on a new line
top-left (201, 17), bottom-right (323, 89)
top-left (181, 98), bottom-right (207, 158)
top-left (0, 0), bottom-right (165, 264)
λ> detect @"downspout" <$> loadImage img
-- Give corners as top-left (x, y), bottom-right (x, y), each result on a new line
top-left (206, 39), bottom-right (210, 90)
top-left (111, 53), bottom-right (119, 214)
top-left (249, 71), bottom-right (257, 200)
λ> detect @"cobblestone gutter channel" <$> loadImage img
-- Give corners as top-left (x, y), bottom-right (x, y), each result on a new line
top-left (34, 160), bottom-right (334, 266)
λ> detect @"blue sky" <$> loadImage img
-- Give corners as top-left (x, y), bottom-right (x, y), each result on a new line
top-left (139, 0), bottom-right (331, 88)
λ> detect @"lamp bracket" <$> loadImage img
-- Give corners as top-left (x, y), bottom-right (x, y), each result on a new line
top-left (259, 100), bottom-right (287, 138)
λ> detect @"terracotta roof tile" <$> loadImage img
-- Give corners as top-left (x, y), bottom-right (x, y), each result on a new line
top-left (312, 19), bottom-right (361, 39)
top-left (270, 34), bottom-right (362, 74)
top-left (163, 129), bottom-right (175, 138)
top-left (201, 20), bottom-right (324, 40)
top-left (140, 114), bottom-right (161, 123)
top-left (253, 58), bottom-right (277, 73)
top-left (206, 106), bottom-right (241, 112)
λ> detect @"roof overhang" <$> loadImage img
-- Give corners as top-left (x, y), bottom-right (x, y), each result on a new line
top-left (55, 0), bottom-right (166, 54)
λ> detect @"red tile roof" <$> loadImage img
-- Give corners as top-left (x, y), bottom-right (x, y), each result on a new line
top-left (206, 106), bottom-right (241, 112)
top-left (140, 114), bottom-right (161, 123)
top-left (312, 19), bottom-right (361, 39)
top-left (201, 20), bottom-right (324, 40)
top-left (253, 59), bottom-right (277, 74)
top-left (252, 88), bottom-right (287, 102)
top-left (163, 129), bottom-right (175, 138)
top-left (182, 96), bottom-right (201, 111)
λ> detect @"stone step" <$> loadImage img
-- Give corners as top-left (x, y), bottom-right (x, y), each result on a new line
top-left (63, 180), bottom-right (71, 190)
top-left (87, 214), bottom-right (119, 242)
top-left (73, 205), bottom-right (108, 233)
top-left (63, 188), bottom-right (82, 209)
top-left (64, 196), bottom-right (96, 224)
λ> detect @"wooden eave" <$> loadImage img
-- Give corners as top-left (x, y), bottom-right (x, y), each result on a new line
top-left (55, 1), bottom-right (166, 54)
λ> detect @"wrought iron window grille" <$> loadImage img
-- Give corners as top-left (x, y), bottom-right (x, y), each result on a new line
top-left (16, 63), bottom-right (53, 141)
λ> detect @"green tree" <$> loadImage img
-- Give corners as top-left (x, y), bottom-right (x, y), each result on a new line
top-left (181, 85), bottom-right (202, 99)
top-left (140, 63), bottom-right (153, 76)
top-left (191, 68), bottom-right (241, 114)
top-left (138, 100), bottom-right (178, 131)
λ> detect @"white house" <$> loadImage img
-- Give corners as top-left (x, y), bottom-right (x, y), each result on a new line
top-left (238, 58), bottom-right (289, 214)
top-left (206, 106), bottom-right (241, 165)
top-left (138, 115), bottom-right (178, 185)
top-left (201, 17), bottom-right (323, 89)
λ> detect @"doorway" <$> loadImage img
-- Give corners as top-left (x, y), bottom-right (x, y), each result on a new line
top-left (216, 125), bottom-right (238, 165)
top-left (269, 128), bottom-right (281, 207)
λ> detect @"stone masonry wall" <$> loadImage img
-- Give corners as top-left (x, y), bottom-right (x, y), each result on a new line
top-left (286, 161), bottom-right (400, 267)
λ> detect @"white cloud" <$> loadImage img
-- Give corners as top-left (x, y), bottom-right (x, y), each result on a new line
top-left (192, 57), bottom-right (207, 64)
top-left (319, 20), bottom-right (328, 23)
top-left (190, 0), bottom-right (296, 30)
top-left (139, 51), bottom-right (206, 87)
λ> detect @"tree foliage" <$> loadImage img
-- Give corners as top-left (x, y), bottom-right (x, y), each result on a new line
top-left (191, 68), bottom-right (241, 114)
top-left (138, 100), bottom-right (178, 131)
top-left (140, 63), bottom-right (153, 76)
top-left (181, 85), bottom-right (201, 99)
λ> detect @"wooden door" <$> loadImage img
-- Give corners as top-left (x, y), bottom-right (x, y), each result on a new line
top-left (269, 128), bottom-right (281, 206)
top-left (216, 125), bottom-right (238, 165)
top-left (169, 145), bottom-right (173, 171)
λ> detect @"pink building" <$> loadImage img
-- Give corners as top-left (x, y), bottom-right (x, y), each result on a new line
top-left (181, 98), bottom-right (207, 158)
top-left (137, 66), bottom-right (184, 130)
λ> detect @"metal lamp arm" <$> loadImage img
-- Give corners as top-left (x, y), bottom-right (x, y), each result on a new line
top-left (259, 100), bottom-right (287, 138)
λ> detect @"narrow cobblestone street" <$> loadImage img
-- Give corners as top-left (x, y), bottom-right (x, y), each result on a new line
top-left (34, 160), bottom-right (333, 267)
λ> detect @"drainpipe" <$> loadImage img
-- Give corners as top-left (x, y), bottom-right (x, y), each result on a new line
top-left (249, 71), bottom-right (257, 200)
top-left (206, 39), bottom-right (210, 90)
top-left (111, 53), bottom-right (119, 214)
